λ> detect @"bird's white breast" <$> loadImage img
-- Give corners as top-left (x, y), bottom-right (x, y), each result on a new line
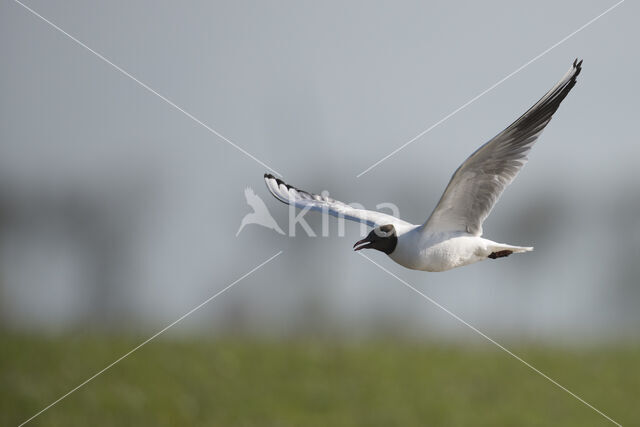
top-left (389, 228), bottom-right (489, 272)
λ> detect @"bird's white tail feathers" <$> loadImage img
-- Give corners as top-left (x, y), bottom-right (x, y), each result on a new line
top-left (493, 244), bottom-right (534, 254)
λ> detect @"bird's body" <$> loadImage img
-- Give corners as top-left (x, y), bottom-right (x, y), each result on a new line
top-left (264, 60), bottom-right (582, 272)
top-left (390, 228), bottom-right (531, 272)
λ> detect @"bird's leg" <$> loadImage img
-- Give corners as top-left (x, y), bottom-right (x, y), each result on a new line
top-left (488, 250), bottom-right (513, 259)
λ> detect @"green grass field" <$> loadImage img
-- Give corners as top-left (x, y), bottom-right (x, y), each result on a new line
top-left (2, 334), bottom-right (638, 426)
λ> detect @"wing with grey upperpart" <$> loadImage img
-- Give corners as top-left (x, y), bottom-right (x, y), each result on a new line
top-left (264, 174), bottom-right (410, 228)
top-left (422, 59), bottom-right (582, 236)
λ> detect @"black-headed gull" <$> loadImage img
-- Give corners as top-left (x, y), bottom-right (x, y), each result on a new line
top-left (265, 60), bottom-right (582, 272)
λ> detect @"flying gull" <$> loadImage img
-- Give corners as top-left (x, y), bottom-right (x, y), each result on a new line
top-left (265, 60), bottom-right (582, 272)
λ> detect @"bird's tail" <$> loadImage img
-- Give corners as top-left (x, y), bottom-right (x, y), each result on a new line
top-left (494, 244), bottom-right (533, 253)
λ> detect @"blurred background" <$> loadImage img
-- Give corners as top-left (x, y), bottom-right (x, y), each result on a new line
top-left (2, 0), bottom-right (638, 425)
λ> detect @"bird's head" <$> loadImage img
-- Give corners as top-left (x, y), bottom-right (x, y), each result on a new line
top-left (353, 224), bottom-right (398, 254)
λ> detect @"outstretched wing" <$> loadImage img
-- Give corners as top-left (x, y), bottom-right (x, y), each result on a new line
top-left (423, 59), bottom-right (582, 236)
top-left (264, 174), bottom-right (409, 228)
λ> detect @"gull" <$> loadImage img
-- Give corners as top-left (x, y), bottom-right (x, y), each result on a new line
top-left (265, 60), bottom-right (582, 272)
top-left (237, 187), bottom-right (285, 236)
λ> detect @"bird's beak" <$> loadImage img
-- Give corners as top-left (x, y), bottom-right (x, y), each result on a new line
top-left (353, 237), bottom-right (373, 251)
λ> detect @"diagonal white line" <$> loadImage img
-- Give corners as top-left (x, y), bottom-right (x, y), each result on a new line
top-left (356, 0), bottom-right (624, 178)
top-left (358, 253), bottom-right (622, 426)
top-left (17, 250), bottom-right (283, 427)
top-left (12, 0), bottom-right (282, 177)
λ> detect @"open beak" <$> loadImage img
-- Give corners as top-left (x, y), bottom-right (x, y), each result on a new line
top-left (353, 237), bottom-right (373, 251)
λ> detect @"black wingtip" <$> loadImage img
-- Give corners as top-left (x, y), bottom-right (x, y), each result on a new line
top-left (573, 58), bottom-right (583, 76)
top-left (264, 173), bottom-right (286, 185)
